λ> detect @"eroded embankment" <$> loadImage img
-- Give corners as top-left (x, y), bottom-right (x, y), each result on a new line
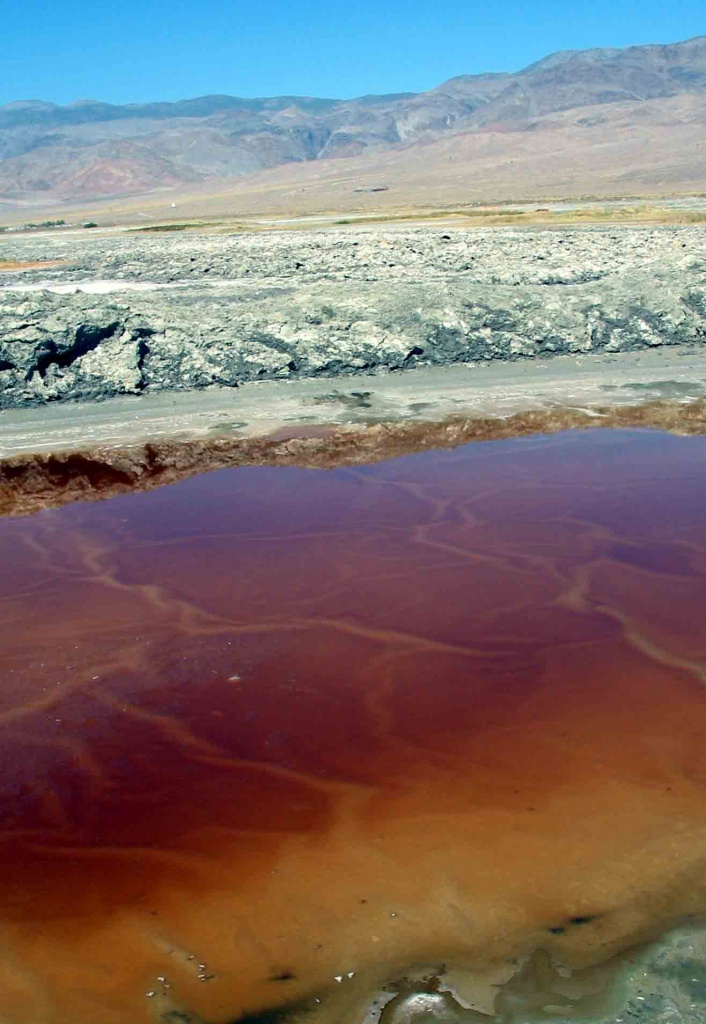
top-left (0, 225), bottom-right (705, 407)
top-left (2, 397), bottom-right (706, 516)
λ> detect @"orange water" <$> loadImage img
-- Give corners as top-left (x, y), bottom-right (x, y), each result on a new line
top-left (0, 428), bottom-right (704, 1024)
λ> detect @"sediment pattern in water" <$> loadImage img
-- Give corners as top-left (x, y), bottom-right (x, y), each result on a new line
top-left (0, 428), bottom-right (705, 1024)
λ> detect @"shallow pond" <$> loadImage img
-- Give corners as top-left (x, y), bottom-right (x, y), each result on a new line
top-left (0, 428), bottom-right (704, 1024)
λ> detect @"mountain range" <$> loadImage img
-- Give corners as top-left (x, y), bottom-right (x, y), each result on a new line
top-left (1, 34), bottom-right (706, 209)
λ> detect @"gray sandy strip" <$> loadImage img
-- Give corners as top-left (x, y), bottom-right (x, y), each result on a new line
top-left (2, 346), bottom-right (706, 459)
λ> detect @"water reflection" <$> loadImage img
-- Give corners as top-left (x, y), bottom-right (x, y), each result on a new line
top-left (0, 428), bottom-right (704, 1024)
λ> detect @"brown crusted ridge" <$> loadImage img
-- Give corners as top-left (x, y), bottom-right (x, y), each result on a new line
top-left (2, 396), bottom-right (706, 518)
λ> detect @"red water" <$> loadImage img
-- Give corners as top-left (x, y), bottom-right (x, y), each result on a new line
top-left (0, 428), bottom-right (705, 1024)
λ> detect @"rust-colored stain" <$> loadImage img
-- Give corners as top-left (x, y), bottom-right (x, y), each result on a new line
top-left (0, 428), bottom-right (704, 1024)
top-left (0, 259), bottom-right (68, 271)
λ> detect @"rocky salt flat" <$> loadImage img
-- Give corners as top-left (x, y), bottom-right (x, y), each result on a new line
top-left (0, 224), bottom-right (705, 410)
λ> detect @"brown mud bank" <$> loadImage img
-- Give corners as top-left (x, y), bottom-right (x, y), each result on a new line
top-left (0, 427), bottom-right (705, 1024)
top-left (2, 396), bottom-right (706, 516)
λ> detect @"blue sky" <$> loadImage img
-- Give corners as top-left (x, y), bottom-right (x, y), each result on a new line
top-left (2, 0), bottom-right (704, 105)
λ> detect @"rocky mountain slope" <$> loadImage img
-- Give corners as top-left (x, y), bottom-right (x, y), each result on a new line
top-left (1, 35), bottom-right (705, 204)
